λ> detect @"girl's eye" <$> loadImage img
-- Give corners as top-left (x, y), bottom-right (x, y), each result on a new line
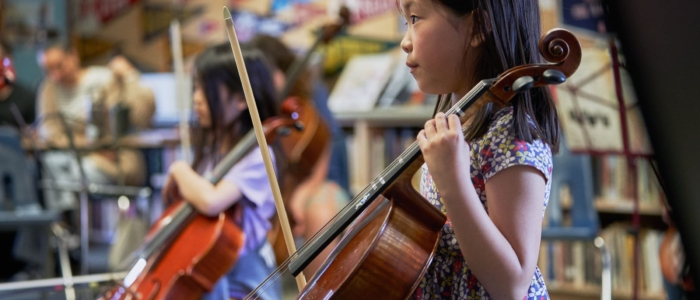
top-left (404, 15), bottom-right (418, 26)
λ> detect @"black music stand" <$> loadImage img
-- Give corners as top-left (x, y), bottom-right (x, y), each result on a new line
top-left (606, 0), bottom-right (700, 296)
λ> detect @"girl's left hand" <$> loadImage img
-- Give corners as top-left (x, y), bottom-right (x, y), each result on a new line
top-left (417, 112), bottom-right (472, 194)
top-left (162, 161), bottom-right (189, 205)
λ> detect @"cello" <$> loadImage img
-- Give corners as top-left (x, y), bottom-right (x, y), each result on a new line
top-left (230, 28), bottom-right (582, 299)
top-left (102, 116), bottom-right (302, 300)
top-left (265, 7), bottom-right (352, 264)
top-left (276, 5), bottom-right (351, 191)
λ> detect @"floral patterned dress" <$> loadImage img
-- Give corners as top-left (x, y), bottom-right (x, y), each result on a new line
top-left (412, 107), bottom-right (552, 300)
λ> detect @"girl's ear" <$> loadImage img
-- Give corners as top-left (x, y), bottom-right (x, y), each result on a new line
top-left (469, 9), bottom-right (491, 48)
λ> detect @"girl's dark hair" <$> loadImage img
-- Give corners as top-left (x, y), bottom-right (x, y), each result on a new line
top-left (435, 0), bottom-right (560, 152)
top-left (191, 43), bottom-right (280, 169)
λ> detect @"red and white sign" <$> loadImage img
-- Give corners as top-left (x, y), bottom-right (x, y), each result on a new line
top-left (345, 0), bottom-right (395, 23)
top-left (79, 0), bottom-right (140, 24)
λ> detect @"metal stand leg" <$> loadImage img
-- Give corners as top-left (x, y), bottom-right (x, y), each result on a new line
top-left (52, 224), bottom-right (76, 300)
top-left (80, 190), bottom-right (89, 275)
top-left (595, 236), bottom-right (612, 300)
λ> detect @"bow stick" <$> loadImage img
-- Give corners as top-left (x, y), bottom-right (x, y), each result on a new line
top-left (223, 7), bottom-right (307, 291)
top-left (169, 19), bottom-right (192, 164)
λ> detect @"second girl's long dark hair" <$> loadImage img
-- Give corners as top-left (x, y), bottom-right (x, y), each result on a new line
top-left (434, 0), bottom-right (561, 152)
top-left (191, 43), bottom-right (280, 169)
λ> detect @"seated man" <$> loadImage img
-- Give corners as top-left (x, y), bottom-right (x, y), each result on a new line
top-left (37, 41), bottom-right (155, 211)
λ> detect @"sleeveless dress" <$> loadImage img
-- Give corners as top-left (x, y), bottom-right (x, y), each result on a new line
top-left (413, 107), bottom-right (552, 300)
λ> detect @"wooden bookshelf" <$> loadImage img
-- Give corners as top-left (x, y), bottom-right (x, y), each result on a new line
top-left (334, 106), bottom-right (433, 127)
top-left (594, 199), bottom-right (663, 216)
top-left (548, 283), bottom-right (667, 300)
top-left (335, 106), bottom-right (433, 194)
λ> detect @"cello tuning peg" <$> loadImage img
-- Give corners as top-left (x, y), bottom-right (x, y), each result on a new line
top-left (277, 127), bottom-right (292, 136)
top-left (293, 121), bottom-right (305, 131)
top-left (542, 69), bottom-right (567, 84)
top-left (512, 76), bottom-right (535, 93)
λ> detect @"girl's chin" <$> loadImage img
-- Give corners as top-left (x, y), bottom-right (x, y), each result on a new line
top-left (415, 82), bottom-right (446, 96)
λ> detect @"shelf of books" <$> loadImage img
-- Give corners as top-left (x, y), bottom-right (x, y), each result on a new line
top-left (341, 115), bottom-right (427, 195)
top-left (542, 153), bottom-right (667, 299)
top-left (547, 283), bottom-right (666, 300)
top-left (591, 154), bottom-right (664, 213)
top-left (541, 223), bottom-right (667, 300)
top-left (594, 200), bottom-right (662, 216)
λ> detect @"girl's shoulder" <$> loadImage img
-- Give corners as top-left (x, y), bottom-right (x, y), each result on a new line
top-left (474, 106), bottom-right (516, 143)
top-left (472, 106), bottom-right (553, 182)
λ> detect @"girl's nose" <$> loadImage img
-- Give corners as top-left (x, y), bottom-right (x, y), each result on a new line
top-left (401, 33), bottom-right (412, 54)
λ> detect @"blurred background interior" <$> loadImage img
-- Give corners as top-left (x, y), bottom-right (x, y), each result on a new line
top-left (0, 0), bottom-right (696, 299)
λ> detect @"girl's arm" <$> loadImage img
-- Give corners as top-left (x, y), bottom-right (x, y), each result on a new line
top-left (418, 113), bottom-right (545, 299)
top-left (167, 161), bottom-right (243, 217)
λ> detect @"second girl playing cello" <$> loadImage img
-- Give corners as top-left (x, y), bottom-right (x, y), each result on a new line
top-left (161, 44), bottom-right (282, 300)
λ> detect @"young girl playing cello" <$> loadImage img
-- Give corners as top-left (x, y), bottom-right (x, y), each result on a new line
top-left (162, 44), bottom-right (282, 300)
top-left (401, 0), bottom-right (557, 298)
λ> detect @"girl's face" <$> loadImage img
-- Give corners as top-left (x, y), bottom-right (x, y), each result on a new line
top-left (400, 0), bottom-right (478, 97)
top-left (193, 80), bottom-right (247, 129)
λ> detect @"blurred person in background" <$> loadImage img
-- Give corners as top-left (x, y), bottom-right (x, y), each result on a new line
top-left (36, 41), bottom-right (155, 212)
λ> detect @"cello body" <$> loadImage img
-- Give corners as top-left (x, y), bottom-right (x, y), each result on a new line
top-left (104, 117), bottom-right (301, 300)
top-left (271, 96), bottom-right (332, 264)
top-left (297, 176), bottom-right (446, 299)
top-left (105, 203), bottom-right (244, 300)
top-left (278, 96), bottom-right (331, 179)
